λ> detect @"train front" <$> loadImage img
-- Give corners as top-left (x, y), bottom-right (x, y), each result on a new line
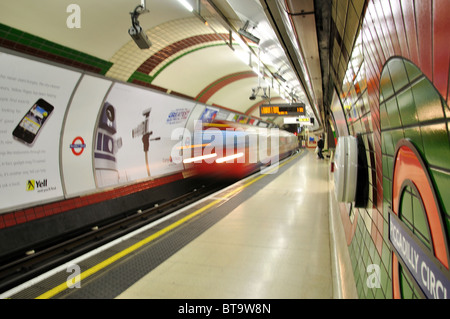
top-left (183, 120), bottom-right (295, 180)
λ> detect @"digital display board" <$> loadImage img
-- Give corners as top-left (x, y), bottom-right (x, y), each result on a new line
top-left (259, 103), bottom-right (305, 117)
top-left (283, 117), bottom-right (313, 125)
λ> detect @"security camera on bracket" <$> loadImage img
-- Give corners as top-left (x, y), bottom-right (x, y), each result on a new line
top-left (249, 88), bottom-right (258, 100)
top-left (249, 87), bottom-right (270, 101)
top-left (128, 1), bottom-right (152, 49)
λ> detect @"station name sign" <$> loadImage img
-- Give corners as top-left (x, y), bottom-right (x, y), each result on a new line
top-left (389, 212), bottom-right (450, 299)
top-left (259, 103), bottom-right (305, 117)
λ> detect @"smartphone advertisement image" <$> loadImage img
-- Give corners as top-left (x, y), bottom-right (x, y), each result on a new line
top-left (12, 98), bottom-right (54, 146)
top-left (0, 53), bottom-right (81, 212)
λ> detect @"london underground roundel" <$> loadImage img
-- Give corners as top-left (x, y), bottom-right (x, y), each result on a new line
top-left (390, 139), bottom-right (450, 299)
top-left (70, 136), bottom-right (86, 156)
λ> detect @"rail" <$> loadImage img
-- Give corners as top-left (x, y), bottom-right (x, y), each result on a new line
top-left (0, 181), bottom-right (229, 294)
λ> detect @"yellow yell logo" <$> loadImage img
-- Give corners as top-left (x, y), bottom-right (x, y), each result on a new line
top-left (26, 180), bottom-right (35, 191)
top-left (26, 179), bottom-right (48, 191)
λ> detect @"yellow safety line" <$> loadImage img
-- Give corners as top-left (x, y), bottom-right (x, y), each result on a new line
top-left (36, 151), bottom-right (302, 299)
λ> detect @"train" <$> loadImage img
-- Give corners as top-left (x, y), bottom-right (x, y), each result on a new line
top-left (183, 120), bottom-right (299, 180)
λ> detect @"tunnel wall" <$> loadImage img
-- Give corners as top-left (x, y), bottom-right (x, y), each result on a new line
top-left (329, 0), bottom-right (450, 299)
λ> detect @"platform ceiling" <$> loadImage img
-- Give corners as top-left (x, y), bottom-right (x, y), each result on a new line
top-left (0, 0), bottom-right (365, 129)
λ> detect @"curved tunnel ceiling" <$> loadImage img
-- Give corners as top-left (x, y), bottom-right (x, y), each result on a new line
top-left (0, 0), bottom-right (339, 130)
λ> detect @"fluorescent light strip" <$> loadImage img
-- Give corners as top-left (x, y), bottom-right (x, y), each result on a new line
top-left (234, 49), bottom-right (250, 64)
top-left (232, 32), bottom-right (250, 52)
top-left (178, 0), bottom-right (193, 12)
top-left (216, 153), bottom-right (244, 163)
top-left (183, 153), bottom-right (217, 164)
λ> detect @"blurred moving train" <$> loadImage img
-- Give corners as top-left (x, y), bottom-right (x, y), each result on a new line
top-left (183, 120), bottom-right (299, 179)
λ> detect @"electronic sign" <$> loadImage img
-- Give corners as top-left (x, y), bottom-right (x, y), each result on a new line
top-left (283, 117), bottom-right (313, 125)
top-left (259, 103), bottom-right (305, 117)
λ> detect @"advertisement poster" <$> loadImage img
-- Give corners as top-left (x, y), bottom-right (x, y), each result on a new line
top-left (61, 75), bottom-right (112, 198)
top-left (0, 52), bottom-right (81, 212)
top-left (199, 107), bottom-right (219, 123)
top-left (94, 83), bottom-right (196, 188)
top-left (214, 108), bottom-right (230, 121)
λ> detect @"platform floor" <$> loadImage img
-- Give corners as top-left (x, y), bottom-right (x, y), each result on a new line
top-left (3, 149), bottom-right (340, 299)
top-left (117, 149), bottom-right (332, 299)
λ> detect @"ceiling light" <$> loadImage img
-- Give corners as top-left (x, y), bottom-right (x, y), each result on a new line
top-left (252, 66), bottom-right (263, 77)
top-left (234, 49), bottom-right (250, 65)
top-left (232, 32), bottom-right (251, 53)
top-left (178, 0), bottom-right (194, 12)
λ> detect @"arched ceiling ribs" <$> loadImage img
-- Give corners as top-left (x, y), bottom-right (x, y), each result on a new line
top-left (136, 33), bottom-right (231, 78)
top-left (195, 71), bottom-right (256, 103)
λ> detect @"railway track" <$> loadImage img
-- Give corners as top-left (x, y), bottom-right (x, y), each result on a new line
top-left (0, 181), bottom-right (230, 294)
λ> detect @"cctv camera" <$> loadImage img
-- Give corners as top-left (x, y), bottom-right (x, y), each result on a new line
top-left (249, 87), bottom-right (259, 100)
top-left (129, 25), bottom-right (152, 49)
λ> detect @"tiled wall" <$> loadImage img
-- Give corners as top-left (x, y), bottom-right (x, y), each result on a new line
top-left (0, 23), bottom-right (112, 75)
top-left (106, 17), bottom-right (228, 83)
top-left (332, 0), bottom-right (450, 298)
